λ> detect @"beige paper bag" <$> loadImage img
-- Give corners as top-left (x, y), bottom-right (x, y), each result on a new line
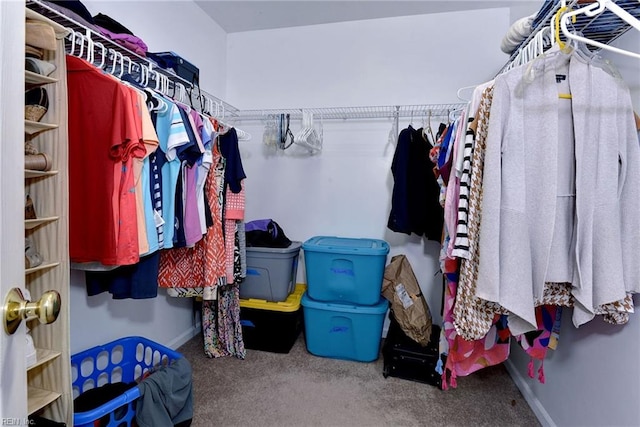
top-left (382, 254), bottom-right (432, 346)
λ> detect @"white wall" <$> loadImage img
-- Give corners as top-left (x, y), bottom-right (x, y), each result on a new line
top-left (506, 30), bottom-right (640, 427)
top-left (226, 8), bottom-right (512, 326)
top-left (227, 9), bottom-right (508, 109)
top-left (68, 1), bottom-right (227, 354)
top-left (228, 8), bottom-right (640, 427)
top-left (84, 0), bottom-right (227, 97)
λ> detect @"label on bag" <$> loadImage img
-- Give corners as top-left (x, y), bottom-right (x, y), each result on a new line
top-left (395, 283), bottom-right (414, 309)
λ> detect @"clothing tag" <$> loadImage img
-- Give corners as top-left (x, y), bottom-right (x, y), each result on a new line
top-left (555, 74), bottom-right (567, 83)
top-left (153, 209), bottom-right (165, 227)
top-left (395, 283), bottom-right (414, 309)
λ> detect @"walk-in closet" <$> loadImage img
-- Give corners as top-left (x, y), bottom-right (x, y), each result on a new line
top-left (1, 1), bottom-right (639, 426)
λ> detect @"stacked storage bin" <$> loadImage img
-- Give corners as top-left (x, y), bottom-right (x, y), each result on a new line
top-left (301, 236), bottom-right (390, 362)
top-left (238, 241), bottom-right (304, 353)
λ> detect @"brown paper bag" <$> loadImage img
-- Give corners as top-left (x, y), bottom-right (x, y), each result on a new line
top-left (382, 254), bottom-right (432, 346)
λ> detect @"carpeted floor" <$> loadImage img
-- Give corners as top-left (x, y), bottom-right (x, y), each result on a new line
top-left (178, 333), bottom-right (541, 427)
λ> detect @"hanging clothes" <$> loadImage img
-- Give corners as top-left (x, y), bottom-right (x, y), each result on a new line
top-left (202, 285), bottom-right (246, 359)
top-left (387, 125), bottom-right (443, 240)
top-left (476, 49), bottom-right (640, 335)
top-left (451, 80), bottom-right (494, 260)
top-left (130, 90), bottom-right (160, 256)
top-left (157, 103), bottom-right (190, 250)
top-left (159, 135), bottom-right (227, 299)
top-left (219, 127), bottom-right (247, 285)
top-left (452, 85), bottom-right (509, 341)
top-left (200, 125), bottom-right (246, 359)
top-left (67, 55), bottom-right (144, 266)
top-left (513, 305), bottom-right (562, 384)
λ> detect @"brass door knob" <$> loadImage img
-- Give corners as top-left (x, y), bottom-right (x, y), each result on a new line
top-left (4, 287), bottom-right (61, 335)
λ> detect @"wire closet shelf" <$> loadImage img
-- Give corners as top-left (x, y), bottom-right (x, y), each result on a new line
top-left (26, 1), bottom-right (467, 124)
top-left (236, 104), bottom-right (467, 122)
top-left (26, 0), bottom-right (239, 119)
top-left (497, 0), bottom-right (640, 75)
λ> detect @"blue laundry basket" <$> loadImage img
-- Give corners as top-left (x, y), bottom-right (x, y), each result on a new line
top-left (71, 336), bottom-right (182, 427)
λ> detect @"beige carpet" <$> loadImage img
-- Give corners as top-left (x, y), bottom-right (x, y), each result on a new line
top-left (178, 333), bottom-right (541, 427)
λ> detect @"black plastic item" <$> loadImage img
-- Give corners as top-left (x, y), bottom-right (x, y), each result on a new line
top-left (239, 305), bottom-right (303, 354)
top-left (93, 12), bottom-right (134, 35)
top-left (48, 0), bottom-right (95, 24)
top-left (147, 51), bottom-right (200, 86)
top-left (246, 219), bottom-right (292, 248)
top-left (382, 312), bottom-right (444, 389)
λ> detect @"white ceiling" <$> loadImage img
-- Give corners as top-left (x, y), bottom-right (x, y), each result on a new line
top-left (194, 0), bottom-right (542, 33)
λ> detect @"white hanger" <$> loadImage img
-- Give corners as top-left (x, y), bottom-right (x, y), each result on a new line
top-left (140, 64), bottom-right (150, 88)
top-left (212, 98), bottom-right (220, 118)
top-left (561, 0), bottom-right (640, 60)
top-left (108, 49), bottom-right (121, 76)
top-left (84, 34), bottom-right (94, 64)
top-left (212, 98), bottom-right (218, 116)
top-left (456, 85), bottom-right (477, 102)
top-left (77, 32), bottom-right (86, 60)
top-left (93, 41), bottom-right (107, 69)
top-left (68, 31), bottom-right (87, 59)
top-left (235, 127), bottom-right (252, 141)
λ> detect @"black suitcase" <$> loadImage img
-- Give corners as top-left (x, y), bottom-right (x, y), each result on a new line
top-left (382, 312), bottom-right (444, 389)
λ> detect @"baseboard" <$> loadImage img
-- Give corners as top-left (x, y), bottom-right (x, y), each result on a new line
top-left (504, 359), bottom-right (556, 427)
top-left (167, 322), bottom-right (202, 350)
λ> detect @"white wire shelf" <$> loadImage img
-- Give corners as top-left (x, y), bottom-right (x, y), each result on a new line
top-left (236, 104), bottom-right (467, 121)
top-left (498, 0), bottom-right (640, 75)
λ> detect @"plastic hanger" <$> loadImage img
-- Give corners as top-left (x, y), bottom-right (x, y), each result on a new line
top-left (554, 3), bottom-right (575, 53)
top-left (235, 127), bottom-right (252, 141)
top-left (561, 0), bottom-right (640, 60)
top-left (553, 1), bottom-right (625, 81)
top-left (456, 85), bottom-right (476, 102)
top-left (77, 32), bottom-right (87, 61)
top-left (422, 110), bottom-right (435, 144)
top-left (68, 31), bottom-right (88, 59)
top-left (84, 35), bottom-right (94, 64)
top-left (93, 41), bottom-right (107, 69)
top-left (108, 49), bottom-right (122, 76)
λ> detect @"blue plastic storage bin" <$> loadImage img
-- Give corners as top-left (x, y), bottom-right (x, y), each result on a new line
top-left (71, 336), bottom-right (182, 427)
top-left (302, 236), bottom-right (390, 305)
top-left (301, 292), bottom-right (388, 362)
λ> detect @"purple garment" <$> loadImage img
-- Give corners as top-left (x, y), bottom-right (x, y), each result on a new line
top-left (245, 219), bottom-right (273, 232)
top-left (96, 25), bottom-right (148, 56)
top-left (189, 109), bottom-right (207, 154)
top-left (183, 163), bottom-right (202, 247)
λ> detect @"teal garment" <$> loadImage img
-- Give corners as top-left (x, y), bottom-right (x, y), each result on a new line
top-left (154, 102), bottom-right (188, 249)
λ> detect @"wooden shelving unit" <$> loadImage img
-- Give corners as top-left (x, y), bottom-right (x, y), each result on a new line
top-left (25, 169), bottom-right (58, 179)
top-left (27, 387), bottom-right (62, 415)
top-left (25, 70), bottom-right (58, 85)
top-left (25, 120), bottom-right (58, 136)
top-left (24, 216), bottom-right (60, 230)
top-left (23, 8), bottom-right (71, 425)
top-left (25, 262), bottom-right (60, 276)
top-left (27, 348), bottom-right (62, 371)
